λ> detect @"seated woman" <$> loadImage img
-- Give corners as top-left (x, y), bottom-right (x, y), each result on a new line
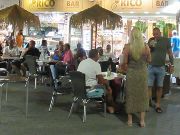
top-left (52, 41), bottom-right (64, 61)
top-left (61, 43), bottom-right (75, 71)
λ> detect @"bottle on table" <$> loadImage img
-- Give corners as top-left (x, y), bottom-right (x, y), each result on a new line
top-left (107, 64), bottom-right (111, 77)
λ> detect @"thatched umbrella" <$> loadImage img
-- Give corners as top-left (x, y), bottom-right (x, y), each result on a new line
top-left (0, 4), bottom-right (40, 30)
top-left (70, 4), bottom-right (123, 48)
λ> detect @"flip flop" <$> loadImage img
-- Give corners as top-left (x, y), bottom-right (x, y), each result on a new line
top-left (155, 107), bottom-right (163, 113)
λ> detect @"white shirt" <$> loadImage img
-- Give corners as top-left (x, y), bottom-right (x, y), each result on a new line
top-left (3, 46), bottom-right (19, 56)
top-left (77, 58), bottom-right (101, 87)
top-left (104, 51), bottom-right (118, 62)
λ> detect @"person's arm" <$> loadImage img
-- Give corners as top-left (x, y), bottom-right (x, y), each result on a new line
top-left (3, 47), bottom-right (9, 56)
top-left (167, 45), bottom-right (174, 73)
top-left (167, 38), bottom-right (174, 65)
top-left (122, 44), bottom-right (129, 70)
top-left (145, 45), bottom-right (151, 63)
top-left (167, 48), bottom-right (174, 65)
top-left (97, 75), bottom-right (108, 85)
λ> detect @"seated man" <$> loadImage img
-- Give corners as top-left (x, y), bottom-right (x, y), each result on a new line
top-left (2, 38), bottom-right (20, 74)
top-left (3, 38), bottom-right (20, 57)
top-left (21, 40), bottom-right (41, 76)
top-left (77, 49), bottom-right (114, 113)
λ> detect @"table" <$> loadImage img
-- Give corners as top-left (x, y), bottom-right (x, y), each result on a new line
top-left (36, 59), bottom-right (58, 72)
top-left (101, 72), bottom-right (126, 103)
top-left (1, 56), bottom-right (23, 72)
top-left (1, 56), bottom-right (23, 60)
top-left (0, 74), bottom-right (29, 117)
top-left (101, 72), bottom-right (125, 80)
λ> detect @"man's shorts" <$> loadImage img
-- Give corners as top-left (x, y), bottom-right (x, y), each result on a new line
top-left (86, 85), bottom-right (105, 98)
top-left (148, 65), bottom-right (166, 87)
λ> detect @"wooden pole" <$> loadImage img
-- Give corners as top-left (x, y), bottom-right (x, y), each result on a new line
top-left (95, 22), bottom-right (97, 49)
top-left (91, 24), bottom-right (93, 49)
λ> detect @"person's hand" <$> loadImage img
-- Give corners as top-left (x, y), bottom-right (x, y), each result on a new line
top-left (169, 65), bottom-right (174, 74)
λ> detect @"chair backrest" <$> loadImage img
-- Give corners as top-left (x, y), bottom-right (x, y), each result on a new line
top-left (69, 71), bottom-right (86, 99)
top-left (24, 55), bottom-right (37, 75)
top-left (99, 61), bottom-right (116, 72)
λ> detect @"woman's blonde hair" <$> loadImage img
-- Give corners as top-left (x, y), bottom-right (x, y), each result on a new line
top-left (129, 27), bottom-right (145, 61)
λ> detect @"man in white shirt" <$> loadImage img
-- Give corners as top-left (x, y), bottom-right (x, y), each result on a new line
top-left (3, 39), bottom-right (19, 56)
top-left (77, 49), bottom-right (114, 113)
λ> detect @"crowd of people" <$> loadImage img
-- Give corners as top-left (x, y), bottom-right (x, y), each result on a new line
top-left (0, 27), bottom-right (179, 128)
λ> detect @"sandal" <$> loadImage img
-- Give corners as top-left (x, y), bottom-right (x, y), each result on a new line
top-left (155, 107), bottom-right (163, 113)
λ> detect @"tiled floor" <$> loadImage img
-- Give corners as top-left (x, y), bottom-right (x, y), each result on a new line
top-left (0, 83), bottom-right (180, 135)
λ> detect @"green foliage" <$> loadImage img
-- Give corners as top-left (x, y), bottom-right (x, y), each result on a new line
top-left (135, 20), bottom-right (148, 33)
top-left (155, 20), bottom-right (176, 37)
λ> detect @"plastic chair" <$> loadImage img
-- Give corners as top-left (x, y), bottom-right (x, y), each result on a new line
top-left (24, 55), bottom-right (38, 89)
top-left (68, 71), bottom-right (106, 122)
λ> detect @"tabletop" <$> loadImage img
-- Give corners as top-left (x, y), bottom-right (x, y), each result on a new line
top-left (1, 56), bottom-right (23, 60)
top-left (0, 74), bottom-right (28, 83)
top-left (101, 72), bottom-right (125, 80)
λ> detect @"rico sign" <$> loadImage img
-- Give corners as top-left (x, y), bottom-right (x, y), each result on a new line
top-left (30, 0), bottom-right (55, 8)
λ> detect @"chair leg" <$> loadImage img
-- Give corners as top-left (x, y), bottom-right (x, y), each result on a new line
top-left (68, 97), bottom-right (78, 119)
top-left (5, 83), bottom-right (8, 102)
top-left (34, 77), bottom-right (37, 89)
top-left (0, 83), bottom-right (4, 112)
top-left (83, 99), bottom-right (87, 123)
top-left (104, 101), bottom-right (106, 117)
top-left (49, 91), bottom-right (57, 111)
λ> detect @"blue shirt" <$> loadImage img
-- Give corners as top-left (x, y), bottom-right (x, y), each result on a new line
top-left (171, 36), bottom-right (180, 52)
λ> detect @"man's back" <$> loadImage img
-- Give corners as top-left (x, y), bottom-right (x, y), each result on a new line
top-left (77, 58), bottom-right (101, 87)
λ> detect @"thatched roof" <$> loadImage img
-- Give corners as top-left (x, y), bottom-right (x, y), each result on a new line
top-left (70, 4), bottom-right (122, 28)
top-left (0, 4), bottom-right (40, 29)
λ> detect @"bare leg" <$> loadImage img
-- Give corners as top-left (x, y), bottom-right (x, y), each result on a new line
top-left (127, 114), bottom-right (132, 126)
top-left (156, 87), bottom-right (163, 108)
top-left (140, 112), bottom-right (145, 127)
top-left (148, 87), bottom-right (152, 105)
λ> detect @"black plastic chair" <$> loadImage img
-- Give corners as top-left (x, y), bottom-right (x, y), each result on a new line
top-left (68, 71), bottom-right (106, 122)
top-left (24, 55), bottom-right (38, 89)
